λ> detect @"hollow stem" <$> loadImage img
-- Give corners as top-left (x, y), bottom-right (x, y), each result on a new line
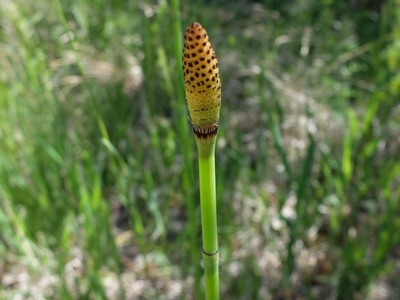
top-left (196, 134), bottom-right (219, 300)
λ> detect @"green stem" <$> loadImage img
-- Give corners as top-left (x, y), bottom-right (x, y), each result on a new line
top-left (196, 135), bottom-right (219, 300)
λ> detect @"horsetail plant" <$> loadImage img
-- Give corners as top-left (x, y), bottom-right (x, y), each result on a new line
top-left (182, 22), bottom-right (221, 299)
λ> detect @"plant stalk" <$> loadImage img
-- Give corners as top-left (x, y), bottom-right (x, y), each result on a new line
top-left (196, 134), bottom-right (219, 300)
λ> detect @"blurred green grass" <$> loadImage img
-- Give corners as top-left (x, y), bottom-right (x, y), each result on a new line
top-left (1, 0), bottom-right (400, 299)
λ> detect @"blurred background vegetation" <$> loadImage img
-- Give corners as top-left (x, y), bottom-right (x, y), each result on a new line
top-left (1, 0), bottom-right (400, 299)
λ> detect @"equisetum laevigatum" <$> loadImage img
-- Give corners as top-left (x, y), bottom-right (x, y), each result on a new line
top-left (182, 22), bottom-right (221, 300)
